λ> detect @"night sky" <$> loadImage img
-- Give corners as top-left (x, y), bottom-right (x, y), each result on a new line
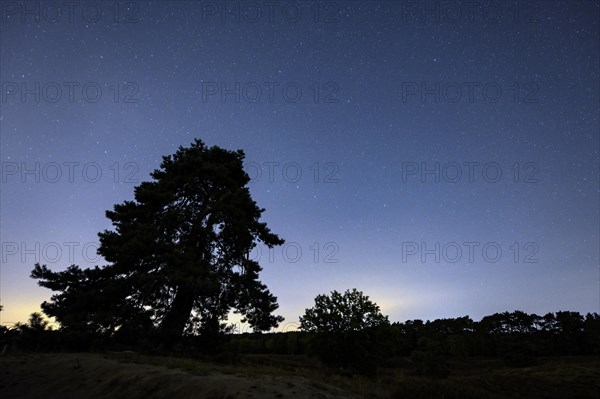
top-left (1, 1), bottom-right (598, 330)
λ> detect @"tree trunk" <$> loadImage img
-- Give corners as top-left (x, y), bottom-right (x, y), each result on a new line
top-left (160, 285), bottom-right (195, 342)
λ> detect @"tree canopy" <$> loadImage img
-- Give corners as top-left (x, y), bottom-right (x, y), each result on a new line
top-left (299, 288), bottom-right (389, 333)
top-left (31, 139), bottom-right (285, 342)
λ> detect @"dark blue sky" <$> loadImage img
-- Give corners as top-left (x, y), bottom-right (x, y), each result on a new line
top-left (1, 1), bottom-right (598, 328)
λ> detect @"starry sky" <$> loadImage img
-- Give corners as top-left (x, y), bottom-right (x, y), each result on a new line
top-left (1, 1), bottom-right (599, 329)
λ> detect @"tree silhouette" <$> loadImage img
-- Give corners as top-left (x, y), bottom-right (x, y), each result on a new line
top-left (300, 289), bottom-right (390, 374)
top-left (24, 312), bottom-right (50, 331)
top-left (300, 288), bottom-right (389, 333)
top-left (32, 139), bottom-right (284, 343)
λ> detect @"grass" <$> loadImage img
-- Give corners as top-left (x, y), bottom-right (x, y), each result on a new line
top-left (106, 351), bottom-right (214, 376)
top-left (387, 356), bottom-right (600, 399)
top-left (1, 352), bottom-right (598, 398)
top-left (101, 352), bottom-right (600, 398)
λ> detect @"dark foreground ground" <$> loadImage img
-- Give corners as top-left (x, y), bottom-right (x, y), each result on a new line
top-left (0, 352), bottom-right (599, 398)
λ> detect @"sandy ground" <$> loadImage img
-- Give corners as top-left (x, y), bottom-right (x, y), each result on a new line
top-left (0, 353), bottom-right (360, 399)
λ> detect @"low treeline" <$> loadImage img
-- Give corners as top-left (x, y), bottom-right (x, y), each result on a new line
top-left (234, 311), bottom-right (600, 358)
top-left (2, 310), bottom-right (599, 375)
top-left (229, 310), bottom-right (600, 374)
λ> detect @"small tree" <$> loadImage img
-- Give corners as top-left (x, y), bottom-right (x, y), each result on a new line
top-left (0, 305), bottom-right (8, 338)
top-left (300, 289), bottom-right (390, 374)
top-left (300, 288), bottom-right (389, 333)
top-left (12, 312), bottom-right (54, 351)
top-left (26, 312), bottom-right (50, 331)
